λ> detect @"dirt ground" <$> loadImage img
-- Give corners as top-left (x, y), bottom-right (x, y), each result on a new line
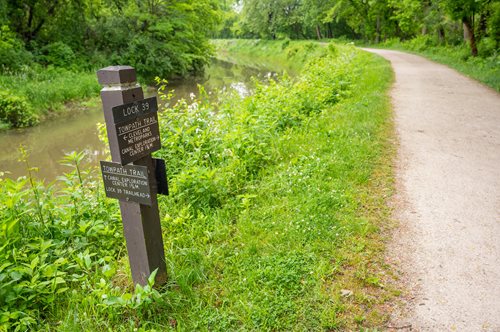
top-left (364, 49), bottom-right (500, 331)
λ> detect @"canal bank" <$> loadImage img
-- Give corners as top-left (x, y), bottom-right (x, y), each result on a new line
top-left (0, 58), bottom-right (279, 180)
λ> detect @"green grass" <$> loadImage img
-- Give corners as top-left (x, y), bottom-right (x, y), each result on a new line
top-left (356, 37), bottom-right (500, 91)
top-left (1, 41), bottom-right (397, 330)
top-left (0, 66), bottom-right (101, 128)
top-left (212, 39), bottom-right (332, 74)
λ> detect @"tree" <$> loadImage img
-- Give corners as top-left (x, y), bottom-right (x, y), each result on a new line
top-left (0, 0), bottom-right (221, 79)
top-left (5, 0), bottom-right (79, 42)
top-left (388, 0), bottom-right (423, 38)
top-left (239, 0), bottom-right (304, 39)
top-left (440, 0), bottom-right (489, 56)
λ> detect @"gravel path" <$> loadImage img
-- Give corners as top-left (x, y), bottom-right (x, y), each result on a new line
top-left (364, 49), bottom-right (500, 331)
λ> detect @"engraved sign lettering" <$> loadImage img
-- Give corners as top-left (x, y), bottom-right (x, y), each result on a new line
top-left (100, 161), bottom-right (153, 206)
top-left (115, 112), bottom-right (161, 165)
top-left (112, 96), bottom-right (158, 124)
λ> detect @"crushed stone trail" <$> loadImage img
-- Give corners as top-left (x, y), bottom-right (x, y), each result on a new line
top-left (364, 49), bottom-right (500, 331)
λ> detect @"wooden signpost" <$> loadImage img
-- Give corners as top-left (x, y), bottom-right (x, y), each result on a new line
top-left (97, 66), bottom-right (167, 286)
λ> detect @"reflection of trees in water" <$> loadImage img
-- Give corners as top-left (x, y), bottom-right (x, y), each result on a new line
top-left (161, 58), bottom-right (275, 104)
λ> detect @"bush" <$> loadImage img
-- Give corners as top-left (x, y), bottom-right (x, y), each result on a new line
top-left (38, 42), bottom-right (76, 68)
top-left (0, 25), bottom-right (32, 71)
top-left (404, 35), bottom-right (434, 51)
top-left (156, 45), bottom-right (357, 210)
top-left (478, 37), bottom-right (498, 57)
top-left (0, 90), bottom-right (39, 128)
top-left (381, 37), bottom-right (401, 47)
top-left (488, 2), bottom-right (500, 47)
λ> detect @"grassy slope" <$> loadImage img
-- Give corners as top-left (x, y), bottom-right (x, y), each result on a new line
top-left (415, 48), bottom-right (499, 91)
top-left (213, 39), bottom-right (329, 74)
top-left (207, 40), bottom-right (397, 330)
top-left (147, 40), bottom-right (396, 330)
top-left (0, 40), bottom-right (396, 331)
top-left (0, 68), bottom-right (100, 128)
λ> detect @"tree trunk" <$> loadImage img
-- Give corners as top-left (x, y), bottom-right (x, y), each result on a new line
top-left (478, 11), bottom-right (489, 39)
top-left (327, 23), bottom-right (333, 39)
top-left (375, 15), bottom-right (381, 43)
top-left (437, 26), bottom-right (445, 45)
top-left (316, 25), bottom-right (323, 40)
top-left (462, 17), bottom-right (478, 56)
top-left (296, 23), bottom-right (302, 39)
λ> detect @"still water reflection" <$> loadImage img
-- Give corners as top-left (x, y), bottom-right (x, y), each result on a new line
top-left (0, 59), bottom-right (276, 181)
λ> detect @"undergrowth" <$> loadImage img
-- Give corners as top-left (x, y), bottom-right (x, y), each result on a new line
top-left (0, 41), bottom-right (395, 330)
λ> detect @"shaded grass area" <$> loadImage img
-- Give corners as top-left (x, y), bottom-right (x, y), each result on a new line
top-left (0, 67), bottom-right (100, 128)
top-left (356, 38), bottom-right (500, 92)
top-left (1, 41), bottom-right (397, 330)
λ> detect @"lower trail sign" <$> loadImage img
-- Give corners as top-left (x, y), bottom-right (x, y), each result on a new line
top-left (97, 66), bottom-right (168, 286)
top-left (100, 161), bottom-right (152, 206)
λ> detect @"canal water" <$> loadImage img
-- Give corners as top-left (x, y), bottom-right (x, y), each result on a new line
top-left (0, 59), bottom-right (276, 181)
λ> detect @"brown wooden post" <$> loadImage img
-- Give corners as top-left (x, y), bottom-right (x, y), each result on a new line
top-left (97, 66), bottom-right (167, 286)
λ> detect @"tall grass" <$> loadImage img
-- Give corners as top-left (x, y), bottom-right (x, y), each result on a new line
top-left (0, 66), bottom-right (100, 128)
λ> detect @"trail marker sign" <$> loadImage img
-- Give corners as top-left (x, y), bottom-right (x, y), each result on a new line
top-left (97, 65), bottom-right (168, 287)
top-left (100, 161), bottom-right (152, 206)
top-left (114, 111), bottom-right (161, 165)
top-left (112, 96), bottom-right (158, 123)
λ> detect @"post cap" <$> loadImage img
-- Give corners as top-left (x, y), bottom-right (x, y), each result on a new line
top-left (97, 66), bottom-right (136, 85)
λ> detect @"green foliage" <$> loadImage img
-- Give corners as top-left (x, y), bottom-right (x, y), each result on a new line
top-left (219, 0), bottom-right (499, 60)
top-left (213, 39), bottom-right (329, 74)
top-left (0, 67), bottom-right (100, 123)
top-left (38, 42), bottom-right (75, 68)
top-left (488, 2), bottom-right (500, 46)
top-left (1, 0), bottom-right (220, 83)
top-left (0, 150), bottom-right (123, 331)
top-left (136, 42), bottom-right (392, 330)
top-left (439, 0), bottom-right (485, 21)
top-left (402, 35), bottom-right (434, 51)
top-left (388, 0), bottom-right (423, 36)
top-left (0, 41), bottom-right (395, 330)
top-left (0, 0), bottom-right (222, 128)
top-left (477, 37), bottom-right (498, 57)
top-left (0, 25), bottom-right (32, 71)
top-left (155, 42), bottom-right (354, 211)
top-left (0, 90), bottom-right (38, 128)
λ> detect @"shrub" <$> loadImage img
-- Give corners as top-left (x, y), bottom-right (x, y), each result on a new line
top-left (38, 42), bottom-right (76, 68)
top-left (404, 35), bottom-right (434, 51)
top-left (156, 44), bottom-right (357, 210)
top-left (0, 90), bottom-right (39, 128)
top-left (381, 37), bottom-right (401, 47)
top-left (488, 2), bottom-right (500, 47)
top-left (0, 25), bottom-right (32, 71)
top-left (477, 37), bottom-right (498, 57)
